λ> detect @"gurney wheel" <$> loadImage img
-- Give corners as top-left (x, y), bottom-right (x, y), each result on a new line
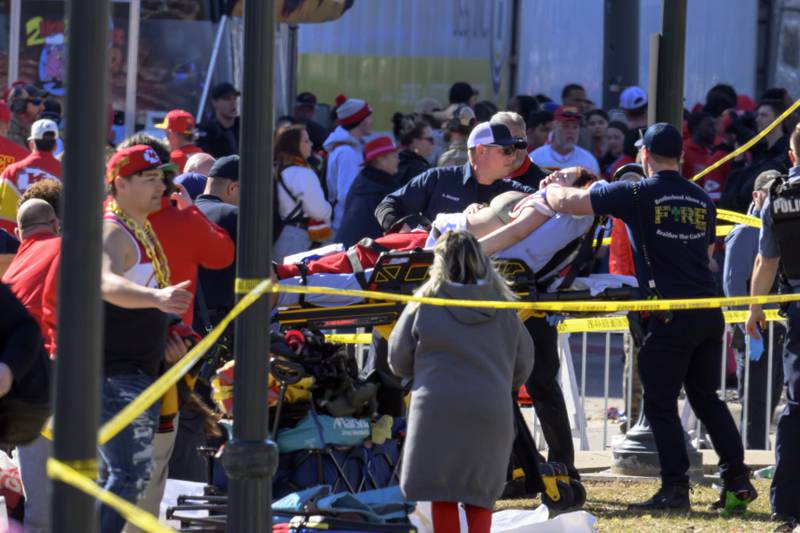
top-left (542, 480), bottom-right (574, 510)
top-left (570, 479), bottom-right (586, 507)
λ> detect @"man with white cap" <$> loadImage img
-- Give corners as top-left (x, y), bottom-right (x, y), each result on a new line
top-left (0, 118), bottom-right (61, 233)
top-left (375, 121), bottom-right (533, 230)
top-left (323, 94), bottom-right (374, 234)
top-left (620, 86), bottom-right (649, 129)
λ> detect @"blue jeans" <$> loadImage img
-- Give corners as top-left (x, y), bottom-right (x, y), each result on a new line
top-left (772, 302), bottom-right (800, 519)
top-left (97, 373), bottom-right (160, 533)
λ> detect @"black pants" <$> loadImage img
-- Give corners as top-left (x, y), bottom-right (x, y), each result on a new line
top-left (523, 316), bottom-right (576, 477)
top-left (734, 323), bottom-right (785, 450)
top-left (772, 302), bottom-right (800, 518)
top-left (638, 309), bottom-right (747, 485)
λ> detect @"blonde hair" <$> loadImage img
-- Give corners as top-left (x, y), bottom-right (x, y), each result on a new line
top-left (412, 230), bottom-right (516, 309)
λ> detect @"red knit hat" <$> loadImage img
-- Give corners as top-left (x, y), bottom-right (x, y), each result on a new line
top-left (335, 94), bottom-right (372, 127)
top-left (363, 136), bottom-right (398, 164)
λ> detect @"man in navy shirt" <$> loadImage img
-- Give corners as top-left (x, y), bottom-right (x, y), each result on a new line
top-left (374, 121), bottom-right (533, 231)
top-left (544, 123), bottom-right (755, 511)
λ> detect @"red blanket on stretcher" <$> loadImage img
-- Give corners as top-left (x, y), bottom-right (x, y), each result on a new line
top-left (275, 232), bottom-right (428, 279)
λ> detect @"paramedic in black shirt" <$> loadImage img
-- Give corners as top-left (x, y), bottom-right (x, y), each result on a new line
top-left (374, 121), bottom-right (533, 231)
top-left (542, 123), bottom-right (756, 512)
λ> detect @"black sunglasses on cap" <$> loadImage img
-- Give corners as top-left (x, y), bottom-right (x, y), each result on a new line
top-left (488, 141), bottom-right (528, 155)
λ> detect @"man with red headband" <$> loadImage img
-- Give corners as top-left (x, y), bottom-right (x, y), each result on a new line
top-left (99, 144), bottom-right (193, 533)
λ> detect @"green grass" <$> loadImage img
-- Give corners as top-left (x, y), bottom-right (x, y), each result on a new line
top-left (497, 479), bottom-right (781, 532)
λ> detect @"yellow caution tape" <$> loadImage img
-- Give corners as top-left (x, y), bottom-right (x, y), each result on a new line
top-left (235, 277), bottom-right (267, 294)
top-left (691, 96), bottom-right (800, 185)
top-left (98, 279), bottom-right (273, 445)
top-left (558, 316), bottom-right (629, 333)
top-left (268, 281), bottom-right (800, 313)
top-left (326, 333), bottom-right (373, 344)
top-left (47, 458), bottom-right (175, 533)
top-left (717, 209), bottom-right (761, 229)
top-left (83, 275), bottom-right (799, 449)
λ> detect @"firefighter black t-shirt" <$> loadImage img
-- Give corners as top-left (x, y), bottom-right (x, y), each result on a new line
top-left (589, 170), bottom-right (717, 298)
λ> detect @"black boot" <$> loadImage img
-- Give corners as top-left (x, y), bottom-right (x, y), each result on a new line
top-left (628, 483), bottom-right (691, 511)
top-left (770, 514), bottom-right (798, 533)
top-left (709, 475), bottom-right (758, 514)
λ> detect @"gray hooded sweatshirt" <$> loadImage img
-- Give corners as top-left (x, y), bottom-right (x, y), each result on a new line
top-left (388, 281), bottom-right (534, 509)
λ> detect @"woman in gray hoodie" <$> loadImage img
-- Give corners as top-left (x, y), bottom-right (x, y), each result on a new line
top-left (388, 230), bottom-right (534, 533)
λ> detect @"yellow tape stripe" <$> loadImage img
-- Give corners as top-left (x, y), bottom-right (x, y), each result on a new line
top-left (718, 209), bottom-right (761, 229)
top-left (47, 458), bottom-right (175, 533)
top-left (97, 278), bottom-right (272, 445)
top-left (692, 96), bottom-right (800, 185)
top-left (91, 278), bottom-right (797, 446)
top-left (325, 333), bottom-right (373, 344)
top-left (235, 277), bottom-right (268, 294)
top-left (269, 282), bottom-right (800, 312)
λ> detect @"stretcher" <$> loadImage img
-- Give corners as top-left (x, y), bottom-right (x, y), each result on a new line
top-left (275, 217), bottom-right (640, 334)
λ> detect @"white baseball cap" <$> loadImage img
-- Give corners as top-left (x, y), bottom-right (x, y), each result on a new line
top-left (28, 118), bottom-right (59, 141)
top-left (619, 86), bottom-right (648, 110)
top-left (467, 122), bottom-right (526, 149)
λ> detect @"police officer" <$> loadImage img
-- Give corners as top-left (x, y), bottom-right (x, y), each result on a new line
top-left (544, 122), bottom-right (755, 511)
top-left (746, 125), bottom-right (800, 530)
top-left (374, 121), bottom-right (533, 231)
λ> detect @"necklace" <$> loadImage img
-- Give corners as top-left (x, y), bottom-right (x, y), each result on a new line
top-left (106, 200), bottom-right (171, 289)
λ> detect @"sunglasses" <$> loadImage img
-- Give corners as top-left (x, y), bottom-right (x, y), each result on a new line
top-left (28, 98), bottom-right (42, 106)
top-left (487, 142), bottom-right (528, 155)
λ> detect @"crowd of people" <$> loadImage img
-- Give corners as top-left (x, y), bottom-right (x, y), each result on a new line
top-left (0, 73), bottom-right (799, 533)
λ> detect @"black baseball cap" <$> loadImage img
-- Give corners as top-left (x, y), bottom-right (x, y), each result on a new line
top-left (209, 155), bottom-right (239, 181)
top-left (210, 82), bottom-right (240, 100)
top-left (635, 122), bottom-right (683, 159)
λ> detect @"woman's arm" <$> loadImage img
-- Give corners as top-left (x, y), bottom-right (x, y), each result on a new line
top-left (387, 305), bottom-right (419, 380)
top-left (478, 202), bottom-right (551, 256)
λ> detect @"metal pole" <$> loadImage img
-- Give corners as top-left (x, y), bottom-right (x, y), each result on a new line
top-left (8, 0), bottom-right (20, 86)
top-left (286, 24), bottom-right (299, 115)
top-left (655, 0), bottom-right (687, 129)
top-left (124, 0), bottom-right (141, 138)
top-left (765, 321), bottom-right (775, 450)
top-left (602, 0), bottom-right (640, 109)
top-left (743, 331), bottom-right (751, 448)
top-left (603, 332), bottom-right (611, 449)
top-left (222, 1), bottom-right (277, 532)
top-left (580, 332), bottom-right (587, 413)
top-left (51, 0), bottom-right (110, 531)
top-left (625, 334), bottom-right (633, 433)
top-left (196, 15), bottom-right (229, 121)
top-left (646, 33), bottom-right (660, 127)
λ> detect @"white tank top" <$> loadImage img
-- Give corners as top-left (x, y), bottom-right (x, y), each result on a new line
top-left (103, 212), bottom-right (158, 288)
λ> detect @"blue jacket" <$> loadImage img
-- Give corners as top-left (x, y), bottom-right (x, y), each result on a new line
top-left (374, 163), bottom-right (534, 230)
top-left (723, 204), bottom-right (760, 309)
top-left (336, 166), bottom-right (401, 247)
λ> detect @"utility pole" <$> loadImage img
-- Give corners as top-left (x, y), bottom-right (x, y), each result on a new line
top-left (51, 1), bottom-right (110, 532)
top-left (655, 0), bottom-right (687, 128)
top-left (222, 1), bottom-right (278, 531)
top-left (602, 0), bottom-right (640, 109)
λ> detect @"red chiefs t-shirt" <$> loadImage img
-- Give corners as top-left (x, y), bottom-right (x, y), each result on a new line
top-left (1, 233), bottom-right (61, 354)
top-left (0, 151), bottom-right (62, 233)
top-left (170, 145), bottom-right (204, 173)
top-left (682, 138), bottom-right (730, 203)
top-left (0, 136), bottom-right (30, 174)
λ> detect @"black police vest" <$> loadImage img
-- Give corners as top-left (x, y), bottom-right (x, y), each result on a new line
top-left (769, 178), bottom-right (800, 278)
